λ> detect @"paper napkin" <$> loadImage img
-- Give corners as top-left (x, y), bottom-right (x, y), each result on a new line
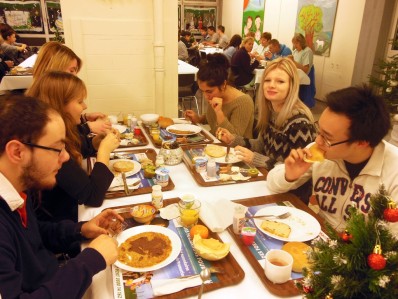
top-left (108, 177), bottom-right (141, 191)
top-left (151, 275), bottom-right (203, 296)
top-left (199, 198), bottom-right (248, 233)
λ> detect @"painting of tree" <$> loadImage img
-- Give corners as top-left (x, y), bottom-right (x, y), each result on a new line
top-left (295, 0), bottom-right (338, 57)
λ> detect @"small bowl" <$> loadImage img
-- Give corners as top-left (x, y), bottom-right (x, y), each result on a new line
top-left (131, 204), bottom-right (156, 223)
top-left (140, 113), bottom-right (159, 125)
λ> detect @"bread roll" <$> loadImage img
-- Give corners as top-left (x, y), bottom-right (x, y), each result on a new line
top-left (282, 242), bottom-right (311, 273)
top-left (260, 220), bottom-right (291, 238)
top-left (158, 117), bottom-right (174, 129)
top-left (113, 160), bottom-right (135, 172)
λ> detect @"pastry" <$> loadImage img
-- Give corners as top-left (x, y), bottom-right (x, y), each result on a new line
top-left (282, 242), bottom-right (311, 273)
top-left (260, 220), bottom-right (291, 238)
top-left (113, 160), bottom-right (135, 172)
top-left (204, 144), bottom-right (226, 158)
top-left (158, 116), bottom-right (174, 129)
top-left (304, 143), bottom-right (325, 163)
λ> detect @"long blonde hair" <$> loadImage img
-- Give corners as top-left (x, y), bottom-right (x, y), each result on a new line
top-left (26, 71), bottom-right (87, 163)
top-left (256, 57), bottom-right (314, 133)
top-left (32, 41), bottom-right (82, 79)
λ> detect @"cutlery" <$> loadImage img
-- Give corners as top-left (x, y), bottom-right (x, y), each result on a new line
top-left (245, 211), bottom-right (291, 220)
top-left (225, 146), bottom-right (230, 162)
top-left (121, 172), bottom-right (130, 195)
top-left (198, 267), bottom-right (211, 299)
top-left (178, 267), bottom-right (224, 279)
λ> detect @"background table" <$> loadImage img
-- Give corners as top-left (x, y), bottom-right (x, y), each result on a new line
top-left (0, 54), bottom-right (37, 91)
top-left (178, 59), bottom-right (199, 78)
top-left (80, 124), bottom-right (302, 299)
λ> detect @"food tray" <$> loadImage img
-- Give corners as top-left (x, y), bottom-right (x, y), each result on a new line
top-left (119, 130), bottom-right (149, 148)
top-left (227, 193), bottom-right (326, 297)
top-left (143, 125), bottom-right (214, 148)
top-left (109, 198), bottom-right (245, 298)
top-left (87, 148), bottom-right (174, 199)
top-left (181, 144), bottom-right (268, 187)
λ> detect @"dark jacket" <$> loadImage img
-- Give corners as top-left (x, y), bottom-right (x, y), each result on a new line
top-left (230, 47), bottom-right (259, 86)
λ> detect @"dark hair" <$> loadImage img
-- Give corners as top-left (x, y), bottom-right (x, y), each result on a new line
top-left (269, 39), bottom-right (281, 47)
top-left (326, 84), bottom-right (390, 147)
top-left (261, 32), bottom-right (272, 41)
top-left (180, 30), bottom-right (191, 37)
top-left (208, 26), bottom-right (216, 32)
top-left (200, 26), bottom-right (207, 31)
top-left (226, 34), bottom-right (242, 49)
top-left (217, 25), bottom-right (225, 33)
top-left (197, 53), bottom-right (229, 87)
top-left (292, 33), bottom-right (307, 49)
top-left (0, 95), bottom-right (53, 154)
top-left (1, 27), bottom-right (15, 40)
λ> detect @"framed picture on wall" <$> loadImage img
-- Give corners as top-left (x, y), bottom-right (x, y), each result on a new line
top-left (242, 0), bottom-right (265, 45)
top-left (183, 7), bottom-right (216, 33)
top-left (46, 1), bottom-right (62, 33)
top-left (0, 0), bottom-right (44, 33)
top-left (295, 0), bottom-right (339, 57)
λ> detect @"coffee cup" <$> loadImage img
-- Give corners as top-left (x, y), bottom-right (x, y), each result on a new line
top-left (264, 249), bottom-right (293, 284)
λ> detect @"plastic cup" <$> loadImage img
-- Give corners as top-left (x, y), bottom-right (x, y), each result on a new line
top-left (178, 199), bottom-right (201, 228)
top-left (241, 227), bottom-right (256, 245)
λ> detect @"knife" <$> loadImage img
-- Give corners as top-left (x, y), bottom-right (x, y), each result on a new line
top-left (121, 172), bottom-right (130, 195)
top-left (225, 146), bottom-right (230, 162)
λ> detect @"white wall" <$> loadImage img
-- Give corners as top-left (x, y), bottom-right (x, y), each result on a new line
top-left (60, 0), bottom-right (178, 117)
top-left (223, 0), bottom-right (366, 101)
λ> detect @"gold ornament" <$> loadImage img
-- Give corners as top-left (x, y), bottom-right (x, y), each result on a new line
top-left (325, 294), bottom-right (333, 299)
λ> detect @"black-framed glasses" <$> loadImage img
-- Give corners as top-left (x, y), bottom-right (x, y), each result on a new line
top-left (21, 142), bottom-right (64, 156)
top-left (314, 121), bottom-right (351, 148)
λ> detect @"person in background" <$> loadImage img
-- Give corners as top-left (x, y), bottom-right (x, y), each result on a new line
top-left (0, 23), bottom-right (14, 80)
top-left (230, 36), bottom-right (262, 87)
top-left (199, 26), bottom-right (210, 43)
top-left (267, 84), bottom-right (398, 233)
top-left (216, 25), bottom-right (229, 49)
top-left (178, 30), bottom-right (189, 61)
top-left (202, 26), bottom-right (219, 46)
top-left (0, 95), bottom-right (123, 299)
top-left (31, 41), bottom-right (111, 135)
top-left (252, 32), bottom-right (272, 59)
top-left (288, 33), bottom-right (316, 108)
top-left (264, 39), bottom-right (292, 60)
top-left (185, 53), bottom-right (254, 138)
top-left (223, 34), bottom-right (242, 63)
top-left (26, 71), bottom-right (120, 224)
top-left (0, 27), bottom-right (27, 65)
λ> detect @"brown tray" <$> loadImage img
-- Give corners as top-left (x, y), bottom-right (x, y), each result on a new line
top-left (181, 144), bottom-right (268, 187)
top-left (88, 148), bottom-right (175, 199)
top-left (143, 125), bottom-right (214, 148)
top-left (109, 198), bottom-right (245, 299)
top-left (227, 193), bottom-right (326, 297)
top-left (118, 128), bottom-right (149, 148)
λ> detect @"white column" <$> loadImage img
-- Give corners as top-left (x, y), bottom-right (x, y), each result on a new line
top-left (153, 0), bottom-right (165, 115)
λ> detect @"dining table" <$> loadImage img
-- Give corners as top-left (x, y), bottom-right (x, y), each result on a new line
top-left (0, 54), bottom-right (37, 91)
top-left (79, 122), bottom-right (317, 299)
top-left (178, 59), bottom-right (199, 79)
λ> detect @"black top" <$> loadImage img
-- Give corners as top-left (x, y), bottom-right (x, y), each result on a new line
top-left (230, 47), bottom-right (259, 86)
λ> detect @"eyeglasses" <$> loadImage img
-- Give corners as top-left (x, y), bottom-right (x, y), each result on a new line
top-left (21, 142), bottom-right (65, 156)
top-left (314, 121), bottom-right (351, 148)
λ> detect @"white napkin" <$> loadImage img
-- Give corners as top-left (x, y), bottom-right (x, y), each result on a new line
top-left (151, 275), bottom-right (203, 296)
top-left (199, 198), bottom-right (248, 233)
top-left (172, 118), bottom-right (191, 124)
top-left (108, 177), bottom-right (141, 191)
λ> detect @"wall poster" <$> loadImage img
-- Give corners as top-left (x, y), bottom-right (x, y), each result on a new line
top-left (0, 0), bottom-right (43, 33)
top-left (183, 7), bottom-right (216, 33)
top-left (242, 0), bottom-right (265, 44)
top-left (46, 1), bottom-right (62, 33)
top-left (295, 0), bottom-right (338, 57)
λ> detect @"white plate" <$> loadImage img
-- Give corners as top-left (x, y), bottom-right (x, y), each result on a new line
top-left (166, 124), bottom-right (202, 136)
top-left (112, 124), bottom-right (128, 134)
top-left (108, 159), bottom-right (141, 177)
top-left (253, 206), bottom-right (321, 242)
top-left (205, 146), bottom-right (242, 164)
top-left (115, 225), bottom-right (182, 272)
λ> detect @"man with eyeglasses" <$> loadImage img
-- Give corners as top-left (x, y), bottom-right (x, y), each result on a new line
top-left (267, 85), bottom-right (398, 234)
top-left (0, 96), bottom-right (123, 299)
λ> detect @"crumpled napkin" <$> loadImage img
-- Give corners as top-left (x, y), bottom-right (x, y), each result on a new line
top-left (199, 198), bottom-right (248, 233)
top-left (151, 275), bottom-right (203, 296)
top-left (108, 177), bottom-right (141, 191)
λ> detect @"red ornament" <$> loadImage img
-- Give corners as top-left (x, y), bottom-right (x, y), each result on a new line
top-left (383, 199), bottom-right (398, 222)
top-left (303, 285), bottom-right (313, 294)
top-left (367, 245), bottom-right (386, 270)
top-left (340, 230), bottom-right (353, 242)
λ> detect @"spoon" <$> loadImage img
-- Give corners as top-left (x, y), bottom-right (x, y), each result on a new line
top-left (197, 267), bottom-right (211, 299)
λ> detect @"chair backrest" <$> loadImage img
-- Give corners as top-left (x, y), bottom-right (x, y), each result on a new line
top-left (178, 73), bottom-right (195, 87)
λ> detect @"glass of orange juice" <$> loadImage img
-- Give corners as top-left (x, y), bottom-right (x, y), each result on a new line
top-left (178, 199), bottom-right (201, 228)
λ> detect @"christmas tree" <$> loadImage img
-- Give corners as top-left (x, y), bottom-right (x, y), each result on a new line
top-left (369, 41), bottom-right (398, 113)
top-left (295, 185), bottom-right (398, 299)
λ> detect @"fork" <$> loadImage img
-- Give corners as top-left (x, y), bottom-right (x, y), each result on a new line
top-left (225, 146), bottom-right (230, 162)
top-left (245, 211), bottom-right (291, 220)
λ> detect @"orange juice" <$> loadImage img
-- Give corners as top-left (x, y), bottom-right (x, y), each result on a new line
top-left (180, 209), bottom-right (199, 227)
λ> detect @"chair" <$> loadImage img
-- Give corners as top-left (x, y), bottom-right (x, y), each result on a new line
top-left (299, 66), bottom-right (316, 108)
top-left (178, 73), bottom-right (200, 117)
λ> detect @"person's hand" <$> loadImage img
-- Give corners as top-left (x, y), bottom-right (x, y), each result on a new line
top-left (215, 127), bottom-right (235, 144)
top-left (85, 112), bottom-right (107, 121)
top-left (98, 131), bottom-right (121, 155)
top-left (284, 148), bottom-right (312, 182)
top-left (87, 118), bottom-right (112, 135)
top-left (184, 109), bottom-right (201, 124)
top-left (5, 60), bottom-right (14, 68)
top-left (264, 51), bottom-right (272, 59)
top-left (81, 209), bottom-right (124, 239)
top-left (210, 97), bottom-right (223, 113)
top-left (287, 55), bottom-right (294, 61)
top-left (87, 234), bottom-right (118, 266)
top-left (234, 145), bottom-right (254, 164)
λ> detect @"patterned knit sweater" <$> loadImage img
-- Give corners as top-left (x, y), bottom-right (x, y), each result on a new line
top-left (231, 111), bottom-right (316, 170)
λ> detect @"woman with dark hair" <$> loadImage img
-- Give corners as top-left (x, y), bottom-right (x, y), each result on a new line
top-left (223, 34), bottom-right (242, 63)
top-left (184, 53), bottom-right (254, 138)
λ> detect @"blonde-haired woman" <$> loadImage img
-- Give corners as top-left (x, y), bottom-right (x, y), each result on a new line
top-left (26, 71), bottom-right (120, 223)
top-left (217, 57), bottom-right (316, 171)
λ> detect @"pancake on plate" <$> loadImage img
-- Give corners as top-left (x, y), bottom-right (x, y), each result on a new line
top-left (205, 144), bottom-right (226, 158)
top-left (113, 160), bottom-right (135, 172)
top-left (282, 242), bottom-right (311, 273)
top-left (118, 232), bottom-right (172, 268)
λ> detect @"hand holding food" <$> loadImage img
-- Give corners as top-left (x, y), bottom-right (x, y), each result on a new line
top-left (184, 110), bottom-right (201, 124)
top-left (215, 127), bottom-right (235, 144)
top-left (81, 209), bottom-right (124, 239)
top-left (87, 117), bottom-right (112, 135)
top-left (85, 112), bottom-right (107, 121)
top-left (98, 131), bottom-right (121, 154)
top-left (234, 145), bottom-right (254, 164)
top-left (284, 148), bottom-right (313, 182)
top-left (303, 143), bottom-right (325, 163)
top-left (87, 234), bottom-right (118, 266)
